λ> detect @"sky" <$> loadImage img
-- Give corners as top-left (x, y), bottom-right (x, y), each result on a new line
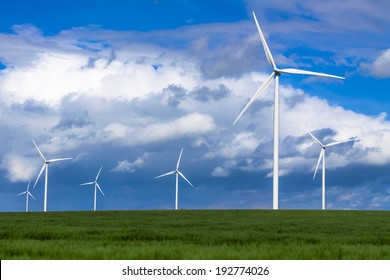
top-left (1, 0), bottom-right (390, 212)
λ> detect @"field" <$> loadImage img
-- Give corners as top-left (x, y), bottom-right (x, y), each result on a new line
top-left (0, 210), bottom-right (389, 259)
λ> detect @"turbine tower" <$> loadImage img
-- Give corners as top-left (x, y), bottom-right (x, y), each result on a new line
top-left (80, 167), bottom-right (105, 211)
top-left (308, 131), bottom-right (354, 210)
top-left (233, 12), bottom-right (345, 209)
top-left (17, 180), bottom-right (35, 212)
top-left (32, 139), bottom-right (72, 212)
top-left (155, 148), bottom-right (193, 210)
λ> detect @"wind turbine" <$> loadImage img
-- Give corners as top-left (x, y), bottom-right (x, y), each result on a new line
top-left (233, 12), bottom-right (345, 209)
top-left (308, 131), bottom-right (354, 210)
top-left (17, 180), bottom-right (35, 212)
top-left (32, 139), bottom-right (72, 212)
top-left (155, 148), bottom-right (193, 210)
top-left (80, 167), bottom-right (105, 211)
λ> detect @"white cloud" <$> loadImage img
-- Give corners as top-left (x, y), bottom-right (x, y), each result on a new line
top-left (211, 166), bottom-right (229, 177)
top-left (100, 122), bottom-right (129, 142)
top-left (111, 153), bottom-right (148, 173)
top-left (205, 132), bottom-right (262, 159)
top-left (0, 31), bottom-right (202, 107)
top-left (362, 49), bottom-right (390, 78)
top-left (1, 154), bottom-right (38, 183)
top-left (132, 113), bottom-right (217, 145)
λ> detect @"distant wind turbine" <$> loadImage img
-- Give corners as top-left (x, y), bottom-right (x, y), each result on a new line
top-left (32, 139), bottom-right (72, 212)
top-left (233, 12), bottom-right (345, 210)
top-left (17, 180), bottom-right (35, 212)
top-left (80, 167), bottom-right (105, 211)
top-left (308, 131), bottom-right (355, 210)
top-left (155, 148), bottom-right (193, 210)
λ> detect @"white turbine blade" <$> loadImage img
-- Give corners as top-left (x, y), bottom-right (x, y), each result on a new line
top-left (155, 170), bottom-right (176, 179)
top-left (233, 72), bottom-right (275, 125)
top-left (96, 182), bottom-right (105, 196)
top-left (313, 149), bottom-right (324, 179)
top-left (308, 131), bottom-right (324, 147)
top-left (17, 191), bottom-right (27, 196)
top-left (252, 11), bottom-right (276, 69)
top-left (176, 148), bottom-right (184, 170)
top-left (279, 68), bottom-right (345, 80)
top-left (32, 139), bottom-right (47, 162)
top-left (48, 157), bottom-right (72, 163)
top-left (325, 139), bottom-right (355, 148)
top-left (178, 171), bottom-right (194, 187)
top-left (80, 182), bottom-right (95, 186)
top-left (28, 192), bottom-right (36, 200)
top-left (33, 163), bottom-right (46, 189)
top-left (95, 166), bottom-right (103, 181)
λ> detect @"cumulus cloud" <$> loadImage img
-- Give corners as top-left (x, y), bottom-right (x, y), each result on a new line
top-left (203, 79), bottom-right (390, 178)
top-left (0, 30), bottom-right (202, 107)
top-left (1, 154), bottom-right (38, 183)
top-left (205, 132), bottom-right (262, 160)
top-left (111, 153), bottom-right (149, 173)
top-left (136, 113), bottom-right (217, 145)
top-left (211, 166), bottom-right (229, 177)
top-left (361, 49), bottom-right (390, 78)
top-left (0, 15), bottom-right (390, 210)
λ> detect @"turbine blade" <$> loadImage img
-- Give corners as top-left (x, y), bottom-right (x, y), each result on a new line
top-left (253, 12), bottom-right (276, 69)
top-left (313, 149), bottom-right (324, 179)
top-left (96, 182), bottom-right (105, 196)
top-left (176, 148), bottom-right (184, 170)
top-left (178, 171), bottom-right (194, 187)
top-left (28, 192), bottom-right (36, 200)
top-left (155, 170), bottom-right (176, 179)
top-left (80, 182), bottom-right (95, 186)
top-left (33, 163), bottom-right (46, 189)
top-left (48, 157), bottom-right (72, 163)
top-left (26, 180), bottom-right (31, 191)
top-left (95, 166), bottom-right (103, 181)
top-left (17, 191), bottom-right (27, 196)
top-left (325, 139), bottom-right (355, 147)
top-left (308, 131), bottom-right (324, 147)
top-left (32, 139), bottom-right (47, 162)
top-left (233, 72), bottom-right (275, 125)
top-left (279, 68), bottom-right (345, 79)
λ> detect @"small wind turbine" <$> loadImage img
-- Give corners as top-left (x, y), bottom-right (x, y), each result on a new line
top-left (233, 12), bottom-right (345, 210)
top-left (155, 148), bottom-right (193, 210)
top-left (32, 139), bottom-right (72, 212)
top-left (80, 167), bottom-right (105, 211)
top-left (17, 180), bottom-right (35, 212)
top-left (308, 131), bottom-right (354, 210)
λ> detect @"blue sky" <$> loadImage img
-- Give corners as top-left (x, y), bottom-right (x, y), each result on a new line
top-left (1, 0), bottom-right (390, 212)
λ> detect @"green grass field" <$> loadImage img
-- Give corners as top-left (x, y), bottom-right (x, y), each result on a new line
top-left (0, 210), bottom-right (389, 260)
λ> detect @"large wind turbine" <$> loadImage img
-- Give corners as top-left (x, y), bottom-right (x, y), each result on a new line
top-left (308, 131), bottom-right (354, 210)
top-left (233, 12), bottom-right (345, 209)
top-left (17, 180), bottom-right (35, 212)
top-left (80, 167), bottom-right (105, 211)
top-left (155, 148), bottom-right (193, 210)
top-left (32, 139), bottom-right (72, 212)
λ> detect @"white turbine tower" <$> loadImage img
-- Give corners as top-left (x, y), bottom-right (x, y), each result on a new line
top-left (155, 148), bottom-right (193, 210)
top-left (80, 167), bottom-right (105, 211)
top-left (32, 139), bottom-right (72, 212)
top-left (308, 131), bottom-right (354, 210)
top-left (233, 12), bottom-right (345, 210)
top-left (17, 180), bottom-right (35, 212)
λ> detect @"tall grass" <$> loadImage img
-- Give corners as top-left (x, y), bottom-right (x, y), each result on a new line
top-left (0, 210), bottom-right (389, 259)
